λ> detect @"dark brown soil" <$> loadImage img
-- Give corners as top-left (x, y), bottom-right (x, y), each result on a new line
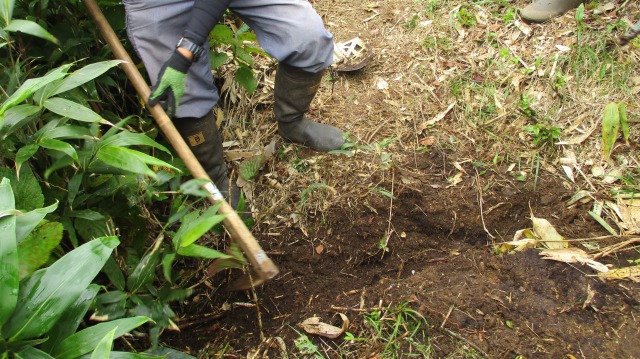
top-left (164, 151), bottom-right (640, 358)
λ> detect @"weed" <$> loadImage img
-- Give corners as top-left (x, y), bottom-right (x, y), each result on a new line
top-left (456, 7), bottom-right (476, 28)
top-left (403, 14), bottom-right (421, 31)
top-left (522, 123), bottom-right (561, 147)
top-left (342, 302), bottom-right (433, 358)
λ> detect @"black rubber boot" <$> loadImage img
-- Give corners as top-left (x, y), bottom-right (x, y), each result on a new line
top-left (274, 63), bottom-right (346, 152)
top-left (173, 112), bottom-right (246, 211)
top-left (520, 0), bottom-right (583, 23)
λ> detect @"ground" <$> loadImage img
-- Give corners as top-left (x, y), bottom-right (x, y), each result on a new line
top-left (164, 0), bottom-right (640, 357)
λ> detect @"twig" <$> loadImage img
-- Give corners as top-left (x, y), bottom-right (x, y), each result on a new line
top-left (382, 170), bottom-right (396, 259)
top-left (592, 237), bottom-right (640, 259)
top-left (440, 305), bottom-right (454, 330)
top-left (475, 168), bottom-right (495, 239)
top-left (248, 270), bottom-right (265, 342)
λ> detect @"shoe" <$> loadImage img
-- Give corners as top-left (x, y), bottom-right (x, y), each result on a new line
top-left (274, 63), bottom-right (346, 152)
top-left (520, 0), bottom-right (584, 23)
top-left (173, 112), bottom-right (247, 212)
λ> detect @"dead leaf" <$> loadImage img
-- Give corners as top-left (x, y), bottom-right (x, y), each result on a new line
top-left (419, 136), bottom-right (435, 146)
top-left (531, 214), bottom-right (568, 249)
top-left (315, 244), bottom-right (325, 254)
top-left (540, 248), bottom-right (609, 273)
top-left (299, 314), bottom-right (349, 339)
top-left (446, 172), bottom-right (463, 188)
top-left (598, 266), bottom-right (640, 283)
top-left (421, 102), bottom-right (455, 130)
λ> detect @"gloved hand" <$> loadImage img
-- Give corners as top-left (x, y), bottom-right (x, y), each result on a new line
top-left (148, 50), bottom-right (192, 118)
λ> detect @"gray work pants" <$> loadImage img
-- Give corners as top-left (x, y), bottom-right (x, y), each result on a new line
top-left (124, 0), bottom-right (334, 118)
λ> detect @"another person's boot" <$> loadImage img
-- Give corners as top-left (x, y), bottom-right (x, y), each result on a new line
top-left (520, 0), bottom-right (583, 23)
top-left (274, 63), bottom-right (346, 152)
top-left (173, 112), bottom-right (247, 212)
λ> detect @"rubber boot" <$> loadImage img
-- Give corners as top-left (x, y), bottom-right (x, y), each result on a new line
top-left (520, 0), bottom-right (583, 23)
top-left (274, 63), bottom-right (346, 152)
top-left (173, 112), bottom-right (246, 212)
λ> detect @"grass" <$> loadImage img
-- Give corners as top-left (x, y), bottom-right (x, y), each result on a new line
top-left (339, 302), bottom-right (434, 358)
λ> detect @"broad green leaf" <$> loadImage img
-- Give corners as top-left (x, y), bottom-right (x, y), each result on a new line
top-left (601, 102), bottom-right (620, 158)
top-left (42, 125), bottom-right (93, 140)
top-left (619, 102), bottom-right (629, 145)
top-left (90, 327), bottom-right (116, 359)
top-left (174, 205), bottom-right (226, 248)
top-left (211, 24), bottom-right (234, 42)
top-left (15, 201), bottom-right (58, 243)
top-left (44, 97), bottom-right (103, 123)
top-left (15, 347), bottom-right (55, 359)
top-left (96, 146), bottom-right (178, 179)
top-left (575, 3), bottom-right (584, 23)
top-left (177, 243), bottom-right (231, 259)
top-left (96, 146), bottom-right (156, 178)
top-left (102, 257), bottom-right (126, 291)
top-left (235, 67), bottom-right (257, 94)
top-left (4, 236), bottom-right (120, 341)
top-left (52, 60), bottom-right (123, 96)
top-left (74, 217), bottom-right (111, 241)
top-left (0, 0), bottom-right (14, 26)
top-left (127, 235), bottom-right (163, 293)
top-left (210, 51), bottom-right (228, 69)
top-left (162, 252), bottom-right (176, 283)
top-left (68, 209), bottom-right (105, 221)
top-left (0, 167), bottom-right (46, 213)
top-left (68, 172), bottom-right (83, 209)
top-left (4, 19), bottom-right (58, 44)
top-left (18, 221), bottom-right (63, 279)
top-left (2, 104), bottom-right (40, 130)
top-left (55, 316), bottom-right (150, 359)
top-left (41, 284), bottom-right (101, 354)
top-left (0, 178), bottom-right (19, 327)
top-left (0, 64), bottom-right (71, 115)
top-left (98, 131), bottom-right (171, 154)
top-left (15, 144), bottom-right (39, 172)
top-left (39, 138), bottom-right (78, 162)
top-left (179, 178), bottom-right (211, 197)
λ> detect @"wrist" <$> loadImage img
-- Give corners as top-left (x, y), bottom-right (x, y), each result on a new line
top-left (176, 37), bottom-right (205, 62)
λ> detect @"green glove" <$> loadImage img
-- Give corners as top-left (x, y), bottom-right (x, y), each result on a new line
top-left (148, 50), bottom-right (192, 118)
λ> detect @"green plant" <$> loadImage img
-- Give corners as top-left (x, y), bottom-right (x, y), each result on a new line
top-left (345, 302), bottom-right (433, 358)
top-left (402, 14), bottom-right (420, 31)
top-left (208, 22), bottom-right (269, 94)
top-left (0, 177), bottom-right (153, 358)
top-left (522, 123), bottom-right (561, 147)
top-left (456, 7), bottom-right (476, 28)
top-left (601, 102), bottom-right (630, 159)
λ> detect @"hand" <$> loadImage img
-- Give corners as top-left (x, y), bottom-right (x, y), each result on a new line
top-left (148, 50), bottom-right (193, 118)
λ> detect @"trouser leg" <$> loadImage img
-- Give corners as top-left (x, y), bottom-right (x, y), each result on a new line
top-left (230, 0), bottom-right (346, 151)
top-left (123, 0), bottom-right (218, 118)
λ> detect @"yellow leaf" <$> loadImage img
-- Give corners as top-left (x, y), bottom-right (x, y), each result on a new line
top-left (531, 214), bottom-right (568, 249)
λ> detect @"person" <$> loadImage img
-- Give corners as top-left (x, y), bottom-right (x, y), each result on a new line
top-left (520, 0), bottom-right (583, 23)
top-left (123, 0), bottom-right (347, 207)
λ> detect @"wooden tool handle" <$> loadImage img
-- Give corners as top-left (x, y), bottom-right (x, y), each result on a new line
top-left (83, 0), bottom-right (279, 281)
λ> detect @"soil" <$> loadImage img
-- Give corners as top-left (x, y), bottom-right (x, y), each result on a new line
top-left (164, 152), bottom-right (640, 358)
top-left (161, 0), bottom-right (640, 357)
